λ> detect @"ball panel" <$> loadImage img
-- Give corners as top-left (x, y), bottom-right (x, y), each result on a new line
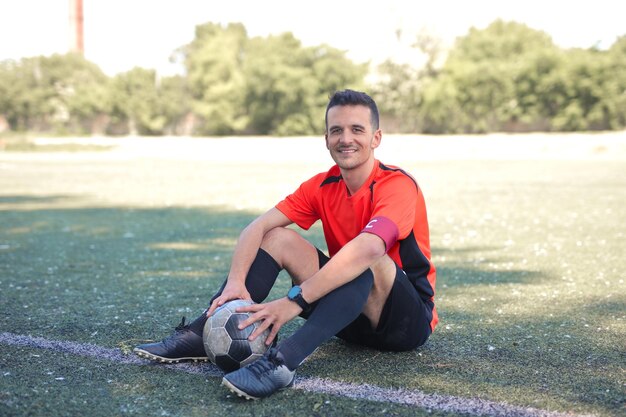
top-left (207, 327), bottom-right (232, 356)
top-left (228, 340), bottom-right (252, 362)
top-left (203, 340), bottom-right (216, 363)
top-left (225, 314), bottom-right (254, 340)
top-left (223, 299), bottom-right (252, 313)
top-left (241, 352), bottom-right (264, 368)
top-left (202, 321), bottom-right (216, 363)
top-left (210, 306), bottom-right (231, 328)
top-left (215, 355), bottom-right (240, 373)
top-left (248, 326), bottom-right (271, 355)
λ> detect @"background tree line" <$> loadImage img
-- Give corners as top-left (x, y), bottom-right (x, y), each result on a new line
top-left (0, 20), bottom-right (624, 136)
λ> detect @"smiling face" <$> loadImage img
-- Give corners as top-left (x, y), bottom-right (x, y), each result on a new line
top-left (325, 104), bottom-right (382, 173)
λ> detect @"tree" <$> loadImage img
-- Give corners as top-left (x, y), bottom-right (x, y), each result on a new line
top-left (0, 53), bottom-right (109, 133)
top-left (369, 29), bottom-right (444, 133)
top-left (108, 68), bottom-right (165, 135)
top-left (243, 34), bottom-right (367, 135)
top-left (182, 22), bottom-right (249, 135)
top-left (510, 49), bottom-right (565, 130)
top-left (157, 74), bottom-right (193, 135)
top-left (181, 23), bottom-right (366, 136)
top-left (441, 20), bottom-right (558, 132)
top-left (0, 60), bottom-right (28, 130)
top-left (242, 33), bottom-right (316, 135)
top-left (49, 53), bottom-right (110, 133)
top-left (419, 73), bottom-right (464, 134)
top-left (307, 44), bottom-right (367, 132)
top-left (419, 20), bottom-right (626, 132)
top-left (603, 36), bottom-right (626, 128)
top-left (448, 20), bottom-right (555, 64)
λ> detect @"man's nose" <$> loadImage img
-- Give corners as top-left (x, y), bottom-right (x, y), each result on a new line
top-left (338, 132), bottom-right (351, 143)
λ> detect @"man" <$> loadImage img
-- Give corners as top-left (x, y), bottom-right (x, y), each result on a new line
top-left (134, 89), bottom-right (438, 399)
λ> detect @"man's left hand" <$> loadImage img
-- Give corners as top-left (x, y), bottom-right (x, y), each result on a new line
top-left (236, 298), bottom-right (302, 346)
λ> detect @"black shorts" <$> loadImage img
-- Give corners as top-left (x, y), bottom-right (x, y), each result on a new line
top-left (316, 249), bottom-right (432, 351)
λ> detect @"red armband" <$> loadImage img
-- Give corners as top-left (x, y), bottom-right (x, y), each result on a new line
top-left (360, 216), bottom-right (399, 251)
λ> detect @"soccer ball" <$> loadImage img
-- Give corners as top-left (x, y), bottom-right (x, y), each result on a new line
top-left (203, 299), bottom-right (271, 373)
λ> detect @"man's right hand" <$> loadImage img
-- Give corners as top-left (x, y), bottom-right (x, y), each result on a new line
top-left (206, 280), bottom-right (251, 317)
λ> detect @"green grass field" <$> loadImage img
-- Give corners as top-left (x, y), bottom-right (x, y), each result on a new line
top-left (0, 135), bottom-right (624, 416)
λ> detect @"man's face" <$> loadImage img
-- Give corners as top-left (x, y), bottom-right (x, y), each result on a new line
top-left (325, 105), bottom-right (381, 171)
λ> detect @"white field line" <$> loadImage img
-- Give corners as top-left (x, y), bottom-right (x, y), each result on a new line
top-left (0, 332), bottom-right (593, 417)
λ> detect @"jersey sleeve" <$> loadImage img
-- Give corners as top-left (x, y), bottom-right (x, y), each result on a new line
top-left (364, 174), bottom-right (418, 247)
top-left (275, 175), bottom-right (321, 230)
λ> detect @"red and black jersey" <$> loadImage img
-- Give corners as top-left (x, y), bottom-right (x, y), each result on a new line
top-left (276, 160), bottom-right (438, 331)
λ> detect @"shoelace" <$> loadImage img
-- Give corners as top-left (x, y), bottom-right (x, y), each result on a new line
top-left (174, 316), bottom-right (189, 332)
top-left (248, 350), bottom-right (283, 379)
top-left (160, 317), bottom-right (191, 347)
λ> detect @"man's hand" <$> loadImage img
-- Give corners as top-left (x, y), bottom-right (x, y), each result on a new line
top-left (235, 298), bottom-right (302, 346)
top-left (206, 281), bottom-right (251, 317)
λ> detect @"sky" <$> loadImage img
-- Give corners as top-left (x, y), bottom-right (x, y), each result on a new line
top-left (1, 0), bottom-right (624, 76)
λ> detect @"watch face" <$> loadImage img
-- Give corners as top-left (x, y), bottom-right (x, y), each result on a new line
top-left (288, 286), bottom-right (301, 299)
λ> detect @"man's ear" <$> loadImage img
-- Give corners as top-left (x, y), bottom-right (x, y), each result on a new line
top-left (371, 129), bottom-right (382, 149)
top-left (324, 133), bottom-right (330, 150)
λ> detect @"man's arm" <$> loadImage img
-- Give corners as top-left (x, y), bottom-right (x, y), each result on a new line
top-left (228, 208), bottom-right (292, 284)
top-left (206, 207), bottom-right (292, 316)
top-left (299, 232), bottom-right (386, 304)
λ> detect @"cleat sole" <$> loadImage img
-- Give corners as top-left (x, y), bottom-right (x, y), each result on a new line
top-left (222, 378), bottom-right (259, 400)
top-left (221, 376), bottom-right (294, 400)
top-left (133, 348), bottom-right (208, 364)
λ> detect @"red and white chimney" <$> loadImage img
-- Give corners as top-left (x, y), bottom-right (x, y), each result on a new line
top-left (69, 0), bottom-right (84, 54)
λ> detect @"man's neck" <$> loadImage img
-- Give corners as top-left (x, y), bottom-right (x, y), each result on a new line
top-left (340, 158), bottom-right (376, 196)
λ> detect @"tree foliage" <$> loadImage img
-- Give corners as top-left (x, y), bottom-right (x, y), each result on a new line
top-left (183, 22), bottom-right (248, 135)
top-left (0, 20), bottom-right (623, 136)
top-left (0, 53), bottom-right (109, 133)
top-left (415, 20), bottom-right (626, 133)
top-left (182, 23), bottom-right (366, 135)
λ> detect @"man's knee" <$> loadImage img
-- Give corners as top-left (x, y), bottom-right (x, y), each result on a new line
top-left (369, 255), bottom-right (397, 290)
top-left (362, 256), bottom-right (397, 328)
top-left (260, 227), bottom-right (301, 252)
top-left (260, 227), bottom-right (319, 281)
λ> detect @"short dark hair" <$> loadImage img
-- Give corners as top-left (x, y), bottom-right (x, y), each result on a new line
top-left (325, 89), bottom-right (380, 131)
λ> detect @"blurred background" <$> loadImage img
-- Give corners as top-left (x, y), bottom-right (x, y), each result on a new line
top-left (0, 0), bottom-right (624, 137)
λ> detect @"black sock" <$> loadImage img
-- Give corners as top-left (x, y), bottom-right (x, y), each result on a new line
top-left (278, 269), bottom-right (373, 370)
top-left (187, 248), bottom-right (281, 335)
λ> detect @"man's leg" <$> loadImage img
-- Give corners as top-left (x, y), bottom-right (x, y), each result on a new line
top-left (360, 255), bottom-right (398, 329)
top-left (223, 228), bottom-right (397, 399)
top-left (262, 230), bottom-right (396, 370)
top-left (336, 263), bottom-right (433, 352)
top-left (133, 248), bottom-right (282, 363)
top-left (257, 226), bottom-right (321, 287)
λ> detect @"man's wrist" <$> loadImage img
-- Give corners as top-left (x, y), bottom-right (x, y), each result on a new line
top-left (287, 285), bottom-right (311, 312)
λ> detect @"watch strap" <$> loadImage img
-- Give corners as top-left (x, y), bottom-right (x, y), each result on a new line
top-left (292, 294), bottom-right (310, 312)
top-left (288, 286), bottom-right (311, 312)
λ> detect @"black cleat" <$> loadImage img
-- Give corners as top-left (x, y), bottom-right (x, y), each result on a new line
top-left (222, 348), bottom-right (295, 400)
top-left (133, 317), bottom-right (208, 363)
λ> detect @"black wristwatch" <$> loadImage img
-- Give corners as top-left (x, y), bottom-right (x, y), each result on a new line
top-left (287, 285), bottom-right (311, 313)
